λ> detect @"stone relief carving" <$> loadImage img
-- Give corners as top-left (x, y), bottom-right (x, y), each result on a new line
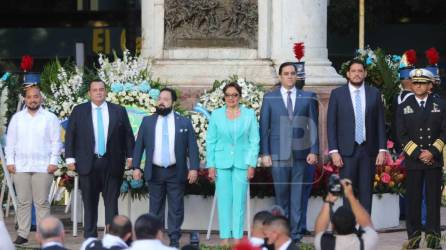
top-left (164, 0), bottom-right (258, 48)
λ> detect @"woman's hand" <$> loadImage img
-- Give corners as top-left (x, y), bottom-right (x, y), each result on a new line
top-left (247, 167), bottom-right (255, 180)
top-left (208, 168), bottom-right (216, 182)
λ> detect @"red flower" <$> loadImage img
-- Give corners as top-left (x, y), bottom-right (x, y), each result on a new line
top-left (20, 55), bottom-right (33, 72)
top-left (405, 49), bottom-right (417, 66)
top-left (425, 47), bottom-right (440, 65)
top-left (233, 238), bottom-right (261, 250)
top-left (381, 173), bottom-right (391, 184)
top-left (293, 42), bottom-right (304, 62)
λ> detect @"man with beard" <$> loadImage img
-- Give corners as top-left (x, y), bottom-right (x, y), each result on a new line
top-left (6, 84), bottom-right (62, 245)
top-left (327, 59), bottom-right (387, 213)
top-left (65, 80), bottom-right (135, 238)
top-left (132, 87), bottom-right (199, 248)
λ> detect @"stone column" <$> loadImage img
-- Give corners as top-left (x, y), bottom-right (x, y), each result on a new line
top-left (271, 0), bottom-right (345, 85)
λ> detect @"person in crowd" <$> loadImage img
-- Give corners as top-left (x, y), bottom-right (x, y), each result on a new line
top-left (5, 81), bottom-right (62, 245)
top-left (264, 215), bottom-right (299, 250)
top-left (65, 79), bottom-right (135, 238)
top-left (132, 88), bottom-right (199, 248)
top-left (327, 59), bottom-right (387, 213)
top-left (260, 62), bottom-right (319, 244)
top-left (206, 82), bottom-right (260, 245)
top-left (81, 215), bottom-right (133, 250)
top-left (391, 50), bottom-right (415, 154)
top-left (127, 213), bottom-right (177, 250)
top-left (396, 68), bottom-right (445, 249)
top-left (0, 209), bottom-right (14, 250)
top-left (250, 210), bottom-right (273, 250)
top-left (314, 179), bottom-right (378, 250)
top-left (36, 216), bottom-right (67, 250)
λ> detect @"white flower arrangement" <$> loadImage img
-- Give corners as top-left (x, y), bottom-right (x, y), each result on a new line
top-left (45, 66), bottom-right (86, 119)
top-left (190, 75), bottom-right (265, 161)
top-left (0, 77), bottom-right (9, 135)
top-left (98, 50), bottom-right (160, 113)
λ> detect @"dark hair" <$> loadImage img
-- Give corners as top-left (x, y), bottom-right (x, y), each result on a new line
top-left (331, 206), bottom-right (356, 235)
top-left (223, 82), bottom-right (242, 96)
top-left (264, 215), bottom-right (290, 236)
top-left (134, 214), bottom-right (163, 240)
top-left (253, 210), bottom-right (273, 225)
top-left (347, 59), bottom-right (366, 71)
top-left (160, 87), bottom-right (178, 102)
top-left (109, 215), bottom-right (132, 239)
top-left (278, 62), bottom-right (297, 75)
top-left (22, 84), bottom-right (41, 97)
top-left (89, 79), bottom-right (106, 90)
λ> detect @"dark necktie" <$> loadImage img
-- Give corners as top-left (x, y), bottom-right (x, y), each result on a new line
top-left (287, 91), bottom-right (293, 120)
top-left (420, 101), bottom-right (425, 109)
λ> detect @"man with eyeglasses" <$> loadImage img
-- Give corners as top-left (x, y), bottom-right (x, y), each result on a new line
top-left (260, 62), bottom-right (319, 245)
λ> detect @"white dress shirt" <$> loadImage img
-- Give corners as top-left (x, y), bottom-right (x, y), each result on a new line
top-left (127, 239), bottom-right (177, 250)
top-left (280, 86), bottom-right (297, 112)
top-left (250, 237), bottom-right (268, 250)
top-left (278, 239), bottom-right (292, 250)
top-left (415, 96), bottom-right (428, 107)
top-left (5, 107), bottom-right (62, 172)
top-left (349, 83), bottom-right (366, 140)
top-left (41, 241), bottom-right (64, 249)
top-left (102, 234), bottom-right (128, 249)
top-left (153, 112), bottom-right (176, 166)
top-left (91, 102), bottom-right (109, 154)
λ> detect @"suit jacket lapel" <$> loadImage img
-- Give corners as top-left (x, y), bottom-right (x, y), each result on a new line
top-left (107, 102), bottom-right (117, 141)
top-left (274, 89), bottom-right (288, 115)
top-left (293, 89), bottom-right (302, 115)
top-left (344, 85), bottom-right (355, 121)
top-left (86, 102), bottom-right (95, 149)
top-left (364, 85), bottom-right (372, 125)
top-left (174, 112), bottom-right (180, 155)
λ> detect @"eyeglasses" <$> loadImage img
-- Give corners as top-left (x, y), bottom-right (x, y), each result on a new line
top-left (224, 93), bottom-right (239, 99)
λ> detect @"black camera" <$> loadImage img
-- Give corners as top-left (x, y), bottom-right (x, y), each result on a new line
top-left (328, 174), bottom-right (343, 196)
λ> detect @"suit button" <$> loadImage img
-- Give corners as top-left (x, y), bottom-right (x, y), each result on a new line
top-left (419, 136), bottom-right (423, 139)
top-left (428, 136), bottom-right (431, 139)
top-left (420, 128), bottom-right (423, 131)
top-left (428, 144), bottom-right (432, 146)
top-left (420, 144), bottom-right (424, 147)
top-left (427, 128), bottom-right (431, 131)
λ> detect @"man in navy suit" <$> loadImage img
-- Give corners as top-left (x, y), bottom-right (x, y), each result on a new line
top-left (327, 59), bottom-right (387, 213)
top-left (260, 62), bottom-right (319, 244)
top-left (65, 80), bottom-right (135, 238)
top-left (132, 88), bottom-right (199, 248)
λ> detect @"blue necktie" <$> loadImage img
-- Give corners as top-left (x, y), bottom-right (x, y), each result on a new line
top-left (287, 91), bottom-right (293, 120)
top-left (161, 116), bottom-right (170, 167)
top-left (96, 107), bottom-right (106, 156)
top-left (354, 90), bottom-right (364, 144)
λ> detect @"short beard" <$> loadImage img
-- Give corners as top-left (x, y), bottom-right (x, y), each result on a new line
top-left (155, 106), bottom-right (172, 116)
top-left (27, 104), bottom-right (40, 111)
top-left (349, 80), bottom-right (363, 87)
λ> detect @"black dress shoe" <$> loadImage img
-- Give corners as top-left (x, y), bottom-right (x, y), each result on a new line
top-left (30, 225), bottom-right (36, 232)
top-left (301, 230), bottom-right (312, 236)
top-left (169, 239), bottom-right (180, 248)
top-left (13, 236), bottom-right (28, 245)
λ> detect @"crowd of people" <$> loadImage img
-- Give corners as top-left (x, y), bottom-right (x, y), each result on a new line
top-left (2, 53), bottom-right (445, 249)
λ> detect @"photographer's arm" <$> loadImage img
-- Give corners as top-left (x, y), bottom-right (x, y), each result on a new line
top-left (315, 193), bottom-right (337, 234)
top-left (342, 180), bottom-right (373, 228)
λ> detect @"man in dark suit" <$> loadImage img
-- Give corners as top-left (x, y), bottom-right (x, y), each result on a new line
top-left (260, 62), bottom-right (319, 243)
top-left (264, 216), bottom-right (299, 250)
top-left (36, 216), bottom-right (67, 250)
top-left (132, 88), bottom-right (199, 248)
top-left (327, 59), bottom-right (387, 213)
top-left (396, 68), bottom-right (445, 249)
top-left (65, 80), bottom-right (135, 238)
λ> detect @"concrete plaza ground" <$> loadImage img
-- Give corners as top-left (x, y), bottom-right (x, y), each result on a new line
top-left (3, 206), bottom-right (446, 249)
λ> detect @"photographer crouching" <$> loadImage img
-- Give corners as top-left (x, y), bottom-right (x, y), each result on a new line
top-left (314, 176), bottom-right (378, 250)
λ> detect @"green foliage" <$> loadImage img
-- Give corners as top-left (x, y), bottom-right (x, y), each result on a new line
top-left (0, 74), bottom-right (22, 125)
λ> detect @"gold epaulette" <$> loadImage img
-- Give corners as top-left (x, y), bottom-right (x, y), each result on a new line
top-left (433, 139), bottom-right (445, 152)
top-left (403, 141), bottom-right (418, 156)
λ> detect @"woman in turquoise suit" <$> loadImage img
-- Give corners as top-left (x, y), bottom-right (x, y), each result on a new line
top-left (206, 82), bottom-right (260, 245)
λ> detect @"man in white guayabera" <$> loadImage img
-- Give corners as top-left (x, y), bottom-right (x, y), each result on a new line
top-left (5, 82), bottom-right (62, 245)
